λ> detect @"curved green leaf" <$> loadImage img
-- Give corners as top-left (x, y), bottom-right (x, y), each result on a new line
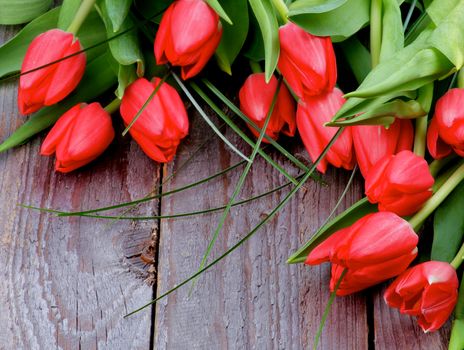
top-left (0, 0), bottom-right (52, 25)
top-left (248, 0), bottom-right (279, 82)
top-left (431, 182), bottom-right (464, 262)
top-left (57, 0), bottom-right (80, 30)
top-left (0, 52), bottom-right (118, 152)
top-left (215, 0), bottom-right (249, 74)
top-left (379, 0), bottom-right (404, 62)
top-left (104, 0), bottom-right (131, 32)
top-left (288, 0), bottom-right (347, 16)
top-left (204, 0), bottom-right (232, 24)
top-left (287, 198), bottom-right (377, 264)
top-left (289, 0), bottom-right (369, 42)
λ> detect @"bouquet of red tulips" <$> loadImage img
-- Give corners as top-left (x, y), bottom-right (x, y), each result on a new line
top-left (1, 0), bottom-right (464, 348)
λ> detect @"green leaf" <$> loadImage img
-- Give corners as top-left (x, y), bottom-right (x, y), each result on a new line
top-left (287, 198), bottom-right (377, 264)
top-left (0, 52), bottom-right (118, 153)
top-left (449, 319), bottom-right (464, 350)
top-left (339, 37), bottom-right (371, 84)
top-left (248, 0), bottom-right (279, 82)
top-left (427, 0), bottom-right (459, 25)
top-left (242, 9), bottom-right (265, 61)
top-left (288, 0), bottom-right (347, 16)
top-left (431, 182), bottom-right (464, 262)
top-left (103, 0), bottom-right (132, 32)
top-left (215, 0), bottom-right (249, 74)
top-left (57, 0), bottom-right (80, 30)
top-left (289, 0), bottom-right (369, 42)
top-left (0, 0), bottom-right (52, 25)
top-left (133, 0), bottom-right (173, 21)
top-left (96, 2), bottom-right (145, 76)
top-left (456, 272), bottom-right (464, 319)
top-left (0, 7), bottom-right (107, 79)
top-left (204, 0), bottom-right (233, 24)
top-left (116, 64), bottom-right (137, 99)
top-left (379, 0), bottom-right (404, 62)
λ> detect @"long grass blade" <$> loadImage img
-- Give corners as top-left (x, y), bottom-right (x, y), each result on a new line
top-left (124, 128), bottom-right (345, 317)
top-left (190, 81), bottom-right (300, 185)
top-left (172, 72), bottom-right (251, 163)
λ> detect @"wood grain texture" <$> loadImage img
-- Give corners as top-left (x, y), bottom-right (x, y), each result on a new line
top-left (0, 25), bottom-right (159, 350)
top-left (154, 112), bottom-right (368, 350)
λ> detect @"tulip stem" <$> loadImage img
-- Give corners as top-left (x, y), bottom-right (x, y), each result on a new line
top-left (429, 155), bottom-right (457, 177)
top-left (414, 83), bottom-right (434, 157)
top-left (450, 242), bottom-right (464, 269)
top-left (458, 69), bottom-right (464, 89)
top-left (409, 160), bottom-right (464, 231)
top-left (370, 0), bottom-right (382, 68)
top-left (67, 0), bottom-right (97, 35)
top-left (104, 98), bottom-right (121, 115)
top-left (249, 60), bottom-right (263, 74)
top-left (271, 0), bottom-right (289, 23)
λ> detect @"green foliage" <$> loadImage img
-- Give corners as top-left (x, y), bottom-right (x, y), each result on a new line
top-left (204, 0), bottom-right (232, 24)
top-left (215, 0), bottom-right (249, 74)
top-left (57, 0), bottom-right (80, 30)
top-left (289, 0), bottom-right (370, 42)
top-left (248, 0), bottom-right (279, 82)
top-left (379, 0), bottom-right (404, 62)
top-left (449, 273), bottom-right (464, 350)
top-left (0, 52), bottom-right (119, 153)
top-left (103, 0), bottom-right (132, 32)
top-left (0, 0), bottom-right (52, 25)
top-left (431, 182), bottom-right (464, 262)
top-left (288, 0), bottom-right (348, 15)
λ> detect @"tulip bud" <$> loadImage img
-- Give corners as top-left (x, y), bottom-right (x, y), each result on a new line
top-left (352, 119), bottom-right (414, 178)
top-left (306, 212), bottom-right (418, 296)
top-left (297, 88), bottom-right (354, 173)
top-left (278, 22), bottom-right (337, 99)
top-left (384, 261), bottom-right (458, 332)
top-left (432, 88), bottom-right (464, 157)
top-left (426, 117), bottom-right (453, 159)
top-left (238, 73), bottom-right (296, 142)
top-left (120, 77), bottom-right (189, 163)
top-left (18, 29), bottom-right (86, 115)
top-left (365, 150), bottom-right (434, 216)
top-left (40, 103), bottom-right (114, 173)
top-left (154, 0), bottom-right (223, 80)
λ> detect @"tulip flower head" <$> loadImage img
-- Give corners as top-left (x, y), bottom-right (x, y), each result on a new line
top-left (426, 117), bottom-right (453, 159)
top-left (154, 0), bottom-right (223, 80)
top-left (305, 212), bottom-right (418, 296)
top-left (432, 88), bottom-right (464, 157)
top-left (40, 103), bottom-right (114, 173)
top-left (278, 22), bottom-right (337, 99)
top-left (120, 77), bottom-right (189, 163)
top-left (18, 29), bottom-right (86, 115)
top-left (352, 119), bottom-right (414, 178)
top-left (297, 88), bottom-right (354, 173)
top-left (384, 261), bottom-right (458, 332)
top-left (239, 73), bottom-right (296, 142)
top-left (365, 150), bottom-right (434, 216)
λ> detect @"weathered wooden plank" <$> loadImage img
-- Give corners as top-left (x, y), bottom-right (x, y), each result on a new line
top-left (373, 287), bottom-right (451, 350)
top-left (0, 26), bottom-right (159, 349)
top-left (154, 112), bottom-right (368, 349)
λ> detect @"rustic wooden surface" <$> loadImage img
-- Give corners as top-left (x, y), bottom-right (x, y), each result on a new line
top-left (0, 24), bottom-right (450, 350)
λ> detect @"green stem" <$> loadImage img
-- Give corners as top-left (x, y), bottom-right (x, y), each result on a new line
top-left (67, 0), bottom-right (97, 35)
top-left (450, 242), bottom-right (464, 269)
top-left (429, 155), bottom-right (457, 177)
top-left (249, 60), bottom-right (263, 74)
top-left (370, 0), bottom-right (382, 68)
top-left (458, 69), bottom-right (464, 89)
top-left (104, 98), bottom-right (121, 114)
top-left (270, 0), bottom-right (289, 23)
top-left (409, 160), bottom-right (464, 231)
top-left (414, 83), bottom-right (434, 157)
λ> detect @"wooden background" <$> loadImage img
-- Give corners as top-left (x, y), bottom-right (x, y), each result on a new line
top-left (0, 24), bottom-right (451, 350)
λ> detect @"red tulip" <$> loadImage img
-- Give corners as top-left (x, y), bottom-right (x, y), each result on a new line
top-left (352, 119), bottom-right (414, 178)
top-left (432, 88), bottom-right (464, 157)
top-left (120, 77), bottom-right (189, 163)
top-left (365, 150), bottom-right (434, 216)
top-left (18, 29), bottom-right (86, 115)
top-left (384, 261), bottom-right (458, 332)
top-left (239, 73), bottom-right (296, 142)
top-left (306, 212), bottom-right (418, 296)
top-left (278, 22), bottom-right (337, 99)
top-left (40, 103), bottom-right (114, 173)
top-left (427, 117), bottom-right (453, 159)
top-left (297, 88), bottom-right (354, 173)
top-left (154, 0), bottom-right (222, 80)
